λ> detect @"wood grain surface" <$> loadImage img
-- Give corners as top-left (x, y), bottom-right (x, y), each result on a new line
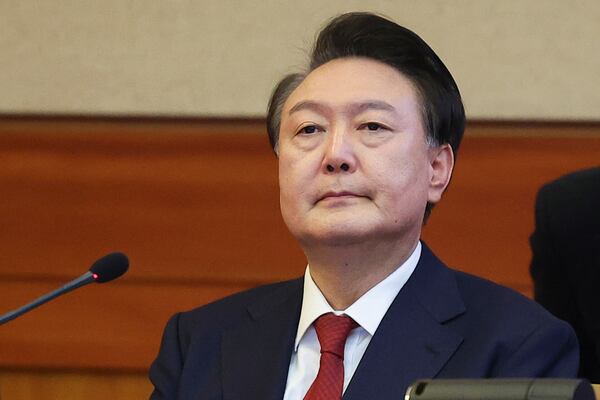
top-left (0, 117), bottom-right (599, 398)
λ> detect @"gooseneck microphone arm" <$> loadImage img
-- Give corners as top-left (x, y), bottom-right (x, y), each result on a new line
top-left (0, 271), bottom-right (96, 325)
top-left (0, 252), bottom-right (129, 325)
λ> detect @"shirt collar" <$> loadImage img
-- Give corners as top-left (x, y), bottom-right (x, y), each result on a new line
top-left (294, 241), bottom-right (422, 350)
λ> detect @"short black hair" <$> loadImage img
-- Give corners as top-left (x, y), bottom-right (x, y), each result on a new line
top-left (266, 12), bottom-right (466, 220)
top-left (267, 12), bottom-right (465, 154)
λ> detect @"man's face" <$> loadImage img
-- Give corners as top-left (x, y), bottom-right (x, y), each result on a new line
top-left (277, 57), bottom-right (452, 248)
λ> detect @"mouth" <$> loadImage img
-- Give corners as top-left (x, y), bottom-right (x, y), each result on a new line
top-left (317, 191), bottom-right (367, 203)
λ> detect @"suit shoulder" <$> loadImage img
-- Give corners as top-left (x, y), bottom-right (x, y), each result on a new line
top-left (536, 167), bottom-right (600, 234)
top-left (452, 269), bottom-right (568, 331)
top-left (175, 278), bottom-right (302, 333)
top-left (449, 268), bottom-right (578, 376)
top-left (540, 167), bottom-right (600, 200)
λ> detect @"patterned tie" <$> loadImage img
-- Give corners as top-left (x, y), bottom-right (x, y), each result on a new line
top-left (304, 313), bottom-right (359, 400)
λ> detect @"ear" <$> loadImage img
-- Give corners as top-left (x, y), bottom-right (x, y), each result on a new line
top-left (427, 143), bottom-right (454, 204)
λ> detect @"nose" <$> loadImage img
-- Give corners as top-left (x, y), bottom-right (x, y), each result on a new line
top-left (326, 163), bottom-right (350, 172)
top-left (322, 128), bottom-right (357, 174)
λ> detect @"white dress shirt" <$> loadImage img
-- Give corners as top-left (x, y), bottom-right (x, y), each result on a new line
top-left (282, 241), bottom-right (422, 400)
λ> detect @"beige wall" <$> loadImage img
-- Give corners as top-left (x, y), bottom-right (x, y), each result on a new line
top-left (1, 0), bottom-right (599, 120)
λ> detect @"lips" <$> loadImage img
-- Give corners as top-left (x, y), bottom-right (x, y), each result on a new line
top-left (317, 191), bottom-right (366, 203)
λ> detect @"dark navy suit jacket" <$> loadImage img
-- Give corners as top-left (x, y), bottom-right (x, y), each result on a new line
top-left (149, 245), bottom-right (579, 400)
top-left (530, 167), bottom-right (600, 381)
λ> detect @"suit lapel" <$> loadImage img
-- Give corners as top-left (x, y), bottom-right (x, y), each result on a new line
top-left (344, 245), bottom-right (466, 400)
top-left (220, 279), bottom-right (303, 400)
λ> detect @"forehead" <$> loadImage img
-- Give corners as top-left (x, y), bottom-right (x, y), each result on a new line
top-left (283, 57), bottom-right (421, 117)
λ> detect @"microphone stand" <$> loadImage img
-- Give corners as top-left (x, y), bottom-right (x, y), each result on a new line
top-left (0, 272), bottom-right (96, 325)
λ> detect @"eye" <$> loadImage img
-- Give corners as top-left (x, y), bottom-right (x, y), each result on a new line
top-left (297, 125), bottom-right (321, 135)
top-left (359, 122), bottom-right (388, 131)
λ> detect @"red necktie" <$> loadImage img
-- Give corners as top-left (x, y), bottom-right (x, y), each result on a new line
top-left (304, 313), bottom-right (359, 400)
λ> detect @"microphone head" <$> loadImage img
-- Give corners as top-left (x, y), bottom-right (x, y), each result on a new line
top-left (89, 252), bottom-right (129, 283)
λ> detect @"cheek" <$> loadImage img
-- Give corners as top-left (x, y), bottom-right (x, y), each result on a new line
top-left (278, 145), bottom-right (323, 189)
top-left (278, 152), bottom-right (301, 194)
top-left (373, 154), bottom-right (431, 209)
top-left (278, 151), bottom-right (310, 214)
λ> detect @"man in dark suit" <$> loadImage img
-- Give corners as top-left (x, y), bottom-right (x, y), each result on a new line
top-left (531, 167), bottom-right (600, 382)
top-left (149, 12), bottom-right (578, 399)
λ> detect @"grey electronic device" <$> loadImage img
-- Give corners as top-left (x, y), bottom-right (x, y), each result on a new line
top-left (405, 379), bottom-right (594, 400)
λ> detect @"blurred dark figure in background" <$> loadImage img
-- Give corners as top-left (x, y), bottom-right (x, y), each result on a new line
top-left (531, 167), bottom-right (600, 382)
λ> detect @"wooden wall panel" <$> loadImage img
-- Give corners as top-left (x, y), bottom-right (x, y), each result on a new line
top-left (0, 280), bottom-right (250, 370)
top-left (0, 370), bottom-right (151, 399)
top-left (1, 118), bottom-right (599, 383)
top-left (0, 120), bottom-right (305, 284)
top-left (423, 130), bottom-right (600, 295)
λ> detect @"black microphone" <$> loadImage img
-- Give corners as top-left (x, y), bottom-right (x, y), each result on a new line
top-left (0, 252), bottom-right (129, 325)
top-left (405, 379), bottom-right (594, 400)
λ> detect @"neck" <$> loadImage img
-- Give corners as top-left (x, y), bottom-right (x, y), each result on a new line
top-left (304, 237), bottom-right (419, 310)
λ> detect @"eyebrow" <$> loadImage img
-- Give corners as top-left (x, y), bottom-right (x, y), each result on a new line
top-left (288, 100), bottom-right (396, 116)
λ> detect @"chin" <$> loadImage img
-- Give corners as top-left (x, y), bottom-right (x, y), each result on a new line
top-left (297, 223), bottom-right (381, 247)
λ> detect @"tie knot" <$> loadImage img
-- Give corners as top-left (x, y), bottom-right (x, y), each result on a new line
top-left (313, 313), bottom-right (358, 359)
